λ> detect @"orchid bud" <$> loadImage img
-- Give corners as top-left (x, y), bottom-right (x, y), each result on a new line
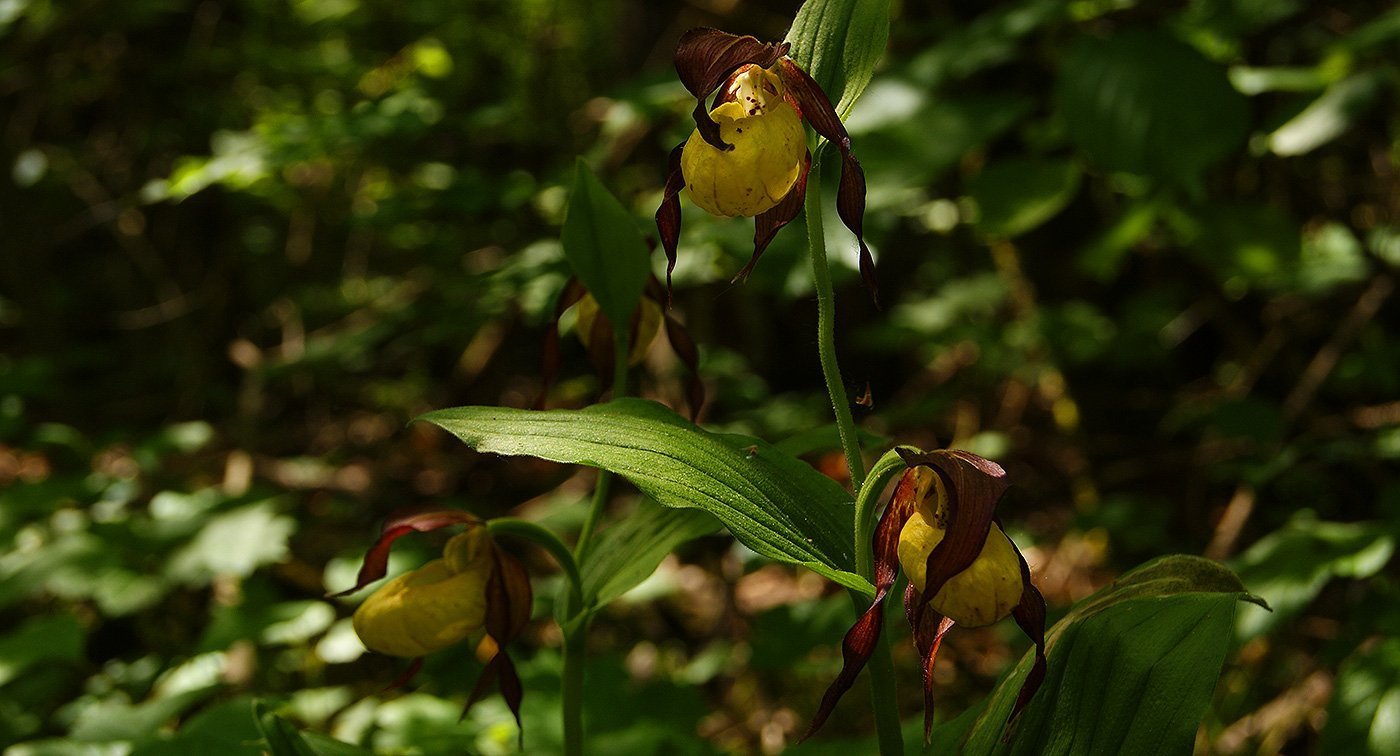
top-left (574, 293), bottom-right (663, 366)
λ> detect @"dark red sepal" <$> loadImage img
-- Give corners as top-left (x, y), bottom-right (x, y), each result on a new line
top-left (801, 467), bottom-right (922, 741)
top-left (655, 142), bottom-right (686, 302)
top-left (674, 28), bottom-right (788, 151)
top-left (1005, 547), bottom-right (1048, 739)
top-left (775, 58), bottom-right (879, 305)
top-left (460, 543), bottom-right (534, 739)
top-left (905, 583), bottom-right (956, 744)
top-left (736, 149), bottom-right (811, 284)
top-left (535, 278), bottom-right (588, 411)
top-left (327, 509), bottom-right (480, 598)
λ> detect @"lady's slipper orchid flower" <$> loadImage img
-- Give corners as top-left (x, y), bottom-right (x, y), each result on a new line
top-left (655, 28), bottom-right (877, 301)
top-left (536, 276), bottom-right (704, 419)
top-left (331, 511), bottom-right (533, 733)
top-left (805, 448), bottom-right (1048, 743)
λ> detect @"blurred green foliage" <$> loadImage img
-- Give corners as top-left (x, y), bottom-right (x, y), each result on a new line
top-left (2, 0), bottom-right (1399, 753)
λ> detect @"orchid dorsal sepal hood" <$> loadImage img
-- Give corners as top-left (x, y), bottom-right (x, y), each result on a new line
top-left (330, 509), bottom-right (533, 737)
top-left (533, 275), bottom-right (705, 420)
top-left (803, 447), bottom-right (1048, 745)
top-left (655, 27), bottom-right (877, 304)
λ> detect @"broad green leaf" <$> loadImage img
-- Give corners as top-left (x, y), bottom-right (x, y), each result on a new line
top-left (166, 500), bottom-right (295, 584)
top-left (561, 159), bottom-right (650, 331)
top-left (949, 556), bottom-right (1265, 755)
top-left (1056, 29), bottom-right (1248, 184)
top-left (785, 0), bottom-right (893, 118)
top-left (968, 157), bottom-right (1081, 239)
top-left (419, 399), bottom-right (870, 594)
top-left (1232, 514), bottom-right (1394, 639)
top-left (1323, 638), bottom-right (1400, 755)
top-left (581, 499), bottom-right (720, 606)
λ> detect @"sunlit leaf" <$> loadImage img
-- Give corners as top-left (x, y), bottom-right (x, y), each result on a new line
top-left (419, 399), bottom-right (870, 594)
top-left (785, 0), bottom-right (893, 118)
top-left (1268, 71), bottom-right (1385, 156)
top-left (946, 556), bottom-right (1266, 754)
top-left (166, 501), bottom-right (295, 584)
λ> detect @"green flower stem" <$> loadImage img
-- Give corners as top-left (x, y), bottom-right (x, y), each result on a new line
top-left (806, 164), bottom-right (903, 756)
top-left (855, 448), bottom-right (914, 577)
top-left (561, 330), bottom-right (629, 756)
top-left (804, 166), bottom-right (867, 493)
top-left (562, 627), bottom-right (587, 756)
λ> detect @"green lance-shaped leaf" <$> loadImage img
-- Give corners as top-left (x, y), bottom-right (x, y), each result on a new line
top-left (946, 555), bottom-right (1267, 755)
top-left (581, 499), bottom-right (720, 606)
top-left (785, 0), bottom-right (893, 119)
top-left (419, 399), bottom-right (871, 594)
top-left (561, 159), bottom-right (651, 332)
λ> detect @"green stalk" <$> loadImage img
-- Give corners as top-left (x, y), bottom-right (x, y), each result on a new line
top-left (806, 163), bottom-right (903, 756)
top-left (561, 628), bottom-right (587, 756)
top-left (561, 326), bottom-right (629, 756)
top-left (804, 166), bottom-right (867, 493)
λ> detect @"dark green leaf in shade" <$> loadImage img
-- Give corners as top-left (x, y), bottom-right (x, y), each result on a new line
top-left (0, 613), bottom-right (84, 687)
top-left (968, 157), bottom-right (1081, 239)
top-left (1231, 514), bottom-right (1394, 639)
top-left (947, 556), bottom-right (1266, 755)
top-left (1056, 29), bottom-right (1248, 184)
top-left (1323, 638), bottom-right (1400, 755)
top-left (785, 0), bottom-right (893, 118)
top-left (581, 499), bottom-right (720, 606)
top-left (561, 159), bottom-right (651, 332)
top-left (418, 399), bottom-right (870, 594)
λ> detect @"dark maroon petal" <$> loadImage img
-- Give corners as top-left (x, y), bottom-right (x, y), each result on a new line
top-left (896, 449), bottom-right (1009, 610)
top-left (735, 149), bottom-right (811, 284)
top-left (486, 547), bottom-right (534, 642)
top-left (1006, 549), bottom-right (1047, 736)
top-left (655, 142), bottom-right (686, 302)
top-left (905, 583), bottom-right (956, 744)
top-left (535, 278), bottom-right (588, 411)
top-left (382, 657), bottom-right (423, 693)
top-left (775, 59), bottom-right (878, 305)
top-left (675, 28), bottom-right (789, 150)
top-left (802, 468), bottom-right (921, 741)
top-left (662, 310), bottom-right (705, 421)
top-left (327, 510), bottom-right (479, 597)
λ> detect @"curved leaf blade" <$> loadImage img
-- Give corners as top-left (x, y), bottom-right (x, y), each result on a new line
top-left (947, 555), bottom-right (1265, 755)
top-left (419, 399), bottom-right (870, 594)
top-left (582, 499), bottom-right (720, 606)
top-left (562, 159), bottom-right (651, 330)
top-left (785, 0), bottom-right (893, 118)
